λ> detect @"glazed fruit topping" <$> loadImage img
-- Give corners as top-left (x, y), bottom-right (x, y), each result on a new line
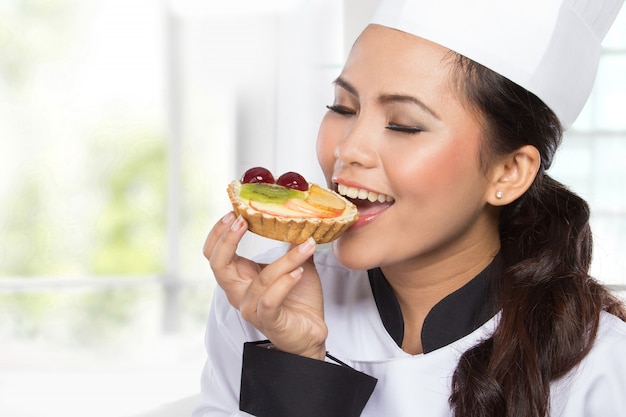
top-left (241, 167), bottom-right (275, 184)
top-left (238, 167), bottom-right (349, 218)
top-left (306, 185), bottom-right (346, 214)
top-left (276, 171), bottom-right (309, 192)
top-left (240, 183), bottom-right (304, 204)
top-left (241, 167), bottom-right (309, 192)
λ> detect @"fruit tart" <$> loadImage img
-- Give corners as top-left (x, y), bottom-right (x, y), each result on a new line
top-left (227, 167), bottom-right (358, 244)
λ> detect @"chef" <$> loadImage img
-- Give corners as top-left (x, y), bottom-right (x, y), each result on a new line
top-left (195, 1), bottom-right (626, 416)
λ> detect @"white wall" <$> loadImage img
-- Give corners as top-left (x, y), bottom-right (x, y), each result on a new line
top-left (343, 0), bottom-right (378, 55)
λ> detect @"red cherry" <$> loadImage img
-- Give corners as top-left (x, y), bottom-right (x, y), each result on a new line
top-left (276, 171), bottom-right (308, 191)
top-left (241, 167), bottom-right (275, 184)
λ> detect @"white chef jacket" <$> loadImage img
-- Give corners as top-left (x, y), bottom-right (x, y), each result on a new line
top-left (192, 247), bottom-right (626, 417)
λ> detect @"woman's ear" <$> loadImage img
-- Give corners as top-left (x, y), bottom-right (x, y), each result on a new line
top-left (486, 145), bottom-right (540, 206)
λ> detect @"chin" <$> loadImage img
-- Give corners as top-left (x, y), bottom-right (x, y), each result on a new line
top-left (331, 237), bottom-right (380, 271)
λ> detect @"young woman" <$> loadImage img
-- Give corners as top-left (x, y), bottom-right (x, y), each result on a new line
top-left (194, 1), bottom-right (626, 416)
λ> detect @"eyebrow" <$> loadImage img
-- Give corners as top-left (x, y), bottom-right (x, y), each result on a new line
top-left (333, 76), bottom-right (441, 120)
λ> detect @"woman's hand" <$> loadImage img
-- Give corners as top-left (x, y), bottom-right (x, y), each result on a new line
top-left (204, 212), bottom-right (327, 360)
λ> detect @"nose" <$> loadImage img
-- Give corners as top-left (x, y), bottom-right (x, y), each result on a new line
top-left (334, 118), bottom-right (378, 168)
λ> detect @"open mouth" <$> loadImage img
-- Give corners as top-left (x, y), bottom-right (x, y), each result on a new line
top-left (337, 184), bottom-right (395, 224)
top-left (337, 184), bottom-right (395, 204)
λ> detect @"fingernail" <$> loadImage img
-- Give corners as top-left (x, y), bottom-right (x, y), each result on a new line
top-left (298, 237), bottom-right (316, 254)
top-left (289, 266), bottom-right (304, 279)
top-left (231, 215), bottom-right (245, 231)
top-left (221, 212), bottom-right (236, 224)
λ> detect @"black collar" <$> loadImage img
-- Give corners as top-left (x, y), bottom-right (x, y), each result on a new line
top-left (368, 255), bottom-right (501, 353)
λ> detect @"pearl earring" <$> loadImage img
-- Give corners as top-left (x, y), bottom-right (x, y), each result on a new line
top-left (496, 191), bottom-right (504, 199)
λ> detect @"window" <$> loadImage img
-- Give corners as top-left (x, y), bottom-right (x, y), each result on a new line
top-left (551, 7), bottom-right (626, 296)
top-left (0, 1), bottom-right (342, 416)
top-left (0, 1), bottom-right (205, 416)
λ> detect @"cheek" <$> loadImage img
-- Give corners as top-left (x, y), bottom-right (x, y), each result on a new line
top-left (391, 138), bottom-right (482, 200)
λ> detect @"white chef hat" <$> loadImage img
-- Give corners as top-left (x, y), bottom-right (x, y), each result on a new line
top-left (370, 0), bottom-right (624, 129)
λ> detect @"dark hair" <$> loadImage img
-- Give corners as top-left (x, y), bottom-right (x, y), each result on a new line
top-left (447, 55), bottom-right (626, 417)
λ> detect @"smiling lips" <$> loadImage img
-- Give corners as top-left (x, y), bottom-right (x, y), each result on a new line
top-left (337, 183), bottom-right (395, 226)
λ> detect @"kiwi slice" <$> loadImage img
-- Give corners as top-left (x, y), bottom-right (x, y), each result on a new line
top-left (240, 183), bottom-right (305, 203)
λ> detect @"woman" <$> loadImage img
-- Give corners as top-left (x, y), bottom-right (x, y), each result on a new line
top-left (195, 0), bottom-right (626, 416)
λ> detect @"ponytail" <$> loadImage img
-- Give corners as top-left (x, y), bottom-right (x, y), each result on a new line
top-left (448, 55), bottom-right (626, 417)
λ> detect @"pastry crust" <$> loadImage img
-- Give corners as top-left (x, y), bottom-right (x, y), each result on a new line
top-left (227, 180), bottom-right (358, 244)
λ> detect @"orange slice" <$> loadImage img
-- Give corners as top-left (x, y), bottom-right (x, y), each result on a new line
top-left (305, 184), bottom-right (346, 214)
top-left (285, 198), bottom-right (340, 218)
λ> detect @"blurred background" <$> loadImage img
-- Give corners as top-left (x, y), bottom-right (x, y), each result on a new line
top-left (0, 1), bottom-right (624, 416)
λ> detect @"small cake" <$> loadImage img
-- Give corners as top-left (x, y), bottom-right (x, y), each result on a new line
top-left (227, 167), bottom-right (358, 244)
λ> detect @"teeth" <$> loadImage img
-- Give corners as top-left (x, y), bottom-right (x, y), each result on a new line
top-left (337, 184), bottom-right (394, 203)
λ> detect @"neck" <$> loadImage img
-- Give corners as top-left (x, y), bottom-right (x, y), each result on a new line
top-left (381, 234), bottom-right (500, 354)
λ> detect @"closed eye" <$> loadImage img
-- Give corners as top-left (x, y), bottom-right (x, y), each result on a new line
top-left (326, 104), bottom-right (356, 116)
top-left (386, 123), bottom-right (423, 134)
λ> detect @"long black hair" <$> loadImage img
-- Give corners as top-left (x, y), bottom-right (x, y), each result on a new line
top-left (447, 55), bottom-right (626, 417)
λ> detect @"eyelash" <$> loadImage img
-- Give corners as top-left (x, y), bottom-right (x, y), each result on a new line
top-left (386, 123), bottom-right (423, 134)
top-left (326, 105), bottom-right (423, 135)
top-left (326, 104), bottom-right (354, 115)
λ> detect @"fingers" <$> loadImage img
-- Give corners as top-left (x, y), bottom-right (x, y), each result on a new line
top-left (203, 217), bottom-right (324, 356)
top-left (203, 212), bottom-right (236, 261)
top-left (203, 214), bottom-right (319, 331)
top-left (257, 237), bottom-right (316, 286)
top-left (203, 212), bottom-right (252, 308)
top-left (204, 212), bottom-right (248, 271)
top-left (240, 238), bottom-right (317, 324)
top-left (247, 266), bottom-right (305, 325)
